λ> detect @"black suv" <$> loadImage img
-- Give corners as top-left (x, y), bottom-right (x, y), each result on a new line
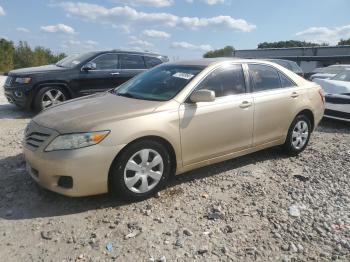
top-left (4, 50), bottom-right (168, 111)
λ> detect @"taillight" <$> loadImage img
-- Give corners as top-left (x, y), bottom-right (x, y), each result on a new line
top-left (318, 88), bottom-right (325, 104)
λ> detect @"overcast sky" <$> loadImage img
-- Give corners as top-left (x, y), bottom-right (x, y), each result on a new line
top-left (0, 0), bottom-right (350, 59)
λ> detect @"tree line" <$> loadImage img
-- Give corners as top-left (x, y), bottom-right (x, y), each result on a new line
top-left (203, 38), bottom-right (350, 58)
top-left (0, 38), bottom-right (66, 73)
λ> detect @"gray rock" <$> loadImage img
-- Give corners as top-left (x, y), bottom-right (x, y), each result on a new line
top-left (288, 205), bottom-right (301, 217)
top-left (183, 229), bottom-right (193, 236)
top-left (197, 247), bottom-right (209, 255)
top-left (175, 238), bottom-right (184, 248)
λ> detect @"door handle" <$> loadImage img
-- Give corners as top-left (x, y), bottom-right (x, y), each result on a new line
top-left (291, 92), bottom-right (299, 98)
top-left (239, 101), bottom-right (253, 109)
top-left (110, 72), bottom-right (120, 75)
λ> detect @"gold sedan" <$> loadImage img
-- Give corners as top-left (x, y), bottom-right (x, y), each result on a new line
top-left (23, 59), bottom-right (325, 199)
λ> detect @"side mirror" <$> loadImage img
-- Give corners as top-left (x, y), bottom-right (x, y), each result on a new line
top-left (190, 89), bottom-right (215, 103)
top-left (82, 62), bottom-right (96, 71)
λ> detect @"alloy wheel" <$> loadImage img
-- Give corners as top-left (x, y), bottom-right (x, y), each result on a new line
top-left (123, 149), bottom-right (164, 194)
top-left (41, 89), bottom-right (66, 109)
top-left (291, 120), bottom-right (309, 150)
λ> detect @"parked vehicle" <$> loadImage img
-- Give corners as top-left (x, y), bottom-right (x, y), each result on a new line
top-left (309, 64), bottom-right (350, 81)
top-left (4, 50), bottom-right (168, 111)
top-left (263, 59), bottom-right (304, 77)
top-left (24, 59), bottom-right (324, 199)
top-left (313, 71), bottom-right (350, 122)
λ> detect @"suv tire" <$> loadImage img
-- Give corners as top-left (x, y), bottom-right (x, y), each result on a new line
top-left (34, 86), bottom-right (68, 111)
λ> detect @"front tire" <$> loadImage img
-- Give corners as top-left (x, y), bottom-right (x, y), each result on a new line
top-left (110, 140), bottom-right (171, 201)
top-left (283, 114), bottom-right (311, 155)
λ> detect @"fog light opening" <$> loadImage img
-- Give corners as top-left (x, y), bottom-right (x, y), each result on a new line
top-left (14, 91), bottom-right (23, 98)
top-left (57, 176), bottom-right (73, 189)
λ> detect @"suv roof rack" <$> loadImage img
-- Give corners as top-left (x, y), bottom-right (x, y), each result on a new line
top-left (109, 49), bottom-right (163, 56)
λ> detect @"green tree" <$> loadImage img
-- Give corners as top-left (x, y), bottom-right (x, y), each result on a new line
top-left (0, 38), bottom-right (14, 72)
top-left (338, 38), bottom-right (350, 46)
top-left (33, 47), bottom-right (65, 66)
top-left (257, 40), bottom-right (329, 49)
top-left (13, 41), bottom-right (34, 68)
top-left (0, 39), bottom-right (66, 72)
top-left (203, 45), bottom-right (234, 58)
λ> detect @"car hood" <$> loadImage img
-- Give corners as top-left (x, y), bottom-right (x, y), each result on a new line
top-left (313, 78), bottom-right (350, 94)
top-left (33, 92), bottom-right (162, 133)
top-left (9, 64), bottom-right (67, 76)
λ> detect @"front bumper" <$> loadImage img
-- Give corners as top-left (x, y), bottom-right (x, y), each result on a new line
top-left (4, 86), bottom-right (33, 108)
top-left (324, 94), bottom-right (350, 122)
top-left (23, 122), bottom-right (123, 197)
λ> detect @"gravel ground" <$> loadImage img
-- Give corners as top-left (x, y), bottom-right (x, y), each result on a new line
top-left (0, 76), bottom-right (349, 261)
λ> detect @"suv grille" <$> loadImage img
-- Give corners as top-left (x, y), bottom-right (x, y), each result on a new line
top-left (5, 76), bottom-right (14, 86)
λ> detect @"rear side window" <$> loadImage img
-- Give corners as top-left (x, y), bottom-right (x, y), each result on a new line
top-left (197, 64), bottom-right (246, 97)
top-left (119, 54), bottom-right (146, 69)
top-left (249, 64), bottom-right (281, 92)
top-left (93, 54), bottom-right (118, 70)
top-left (144, 56), bottom-right (163, 68)
top-left (279, 72), bottom-right (296, 88)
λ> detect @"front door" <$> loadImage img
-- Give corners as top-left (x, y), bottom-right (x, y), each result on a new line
top-left (77, 53), bottom-right (119, 95)
top-left (179, 64), bottom-right (254, 166)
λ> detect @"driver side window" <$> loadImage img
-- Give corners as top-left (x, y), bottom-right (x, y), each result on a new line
top-left (196, 64), bottom-right (246, 97)
top-left (92, 54), bottom-right (118, 70)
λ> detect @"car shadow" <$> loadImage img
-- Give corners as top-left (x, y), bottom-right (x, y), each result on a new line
top-left (0, 147), bottom-right (286, 220)
top-left (316, 118), bottom-right (350, 134)
top-left (0, 103), bottom-right (34, 119)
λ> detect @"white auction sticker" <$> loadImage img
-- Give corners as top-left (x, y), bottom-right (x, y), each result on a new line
top-left (173, 72), bottom-right (194, 80)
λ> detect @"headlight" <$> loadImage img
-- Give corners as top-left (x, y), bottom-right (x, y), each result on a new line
top-left (15, 77), bottom-right (32, 84)
top-left (45, 131), bottom-right (110, 152)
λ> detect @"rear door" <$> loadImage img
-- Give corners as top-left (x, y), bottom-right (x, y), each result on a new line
top-left (247, 63), bottom-right (299, 146)
top-left (115, 54), bottom-right (147, 86)
top-left (77, 53), bottom-right (119, 95)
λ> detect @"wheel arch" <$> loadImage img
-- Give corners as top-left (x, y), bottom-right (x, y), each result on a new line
top-left (296, 109), bottom-right (315, 131)
top-left (31, 82), bottom-right (73, 108)
top-left (107, 135), bottom-right (178, 192)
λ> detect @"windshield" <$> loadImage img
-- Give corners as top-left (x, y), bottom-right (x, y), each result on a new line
top-left (56, 52), bottom-right (95, 68)
top-left (114, 64), bottom-right (204, 101)
top-left (332, 70), bottom-right (350, 82)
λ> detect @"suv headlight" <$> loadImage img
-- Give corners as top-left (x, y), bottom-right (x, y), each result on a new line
top-left (45, 131), bottom-right (110, 152)
top-left (15, 77), bottom-right (32, 84)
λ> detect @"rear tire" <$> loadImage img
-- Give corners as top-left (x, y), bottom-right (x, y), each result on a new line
top-left (283, 114), bottom-right (311, 156)
top-left (110, 140), bottom-right (171, 201)
top-left (33, 86), bottom-right (68, 112)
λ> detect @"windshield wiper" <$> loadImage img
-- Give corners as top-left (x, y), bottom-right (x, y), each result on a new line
top-left (116, 92), bottom-right (138, 99)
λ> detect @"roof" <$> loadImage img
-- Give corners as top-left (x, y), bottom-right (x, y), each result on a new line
top-left (235, 45), bottom-right (350, 52)
top-left (168, 57), bottom-right (242, 67)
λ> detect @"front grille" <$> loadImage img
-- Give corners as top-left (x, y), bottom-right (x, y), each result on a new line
top-left (24, 121), bottom-right (55, 151)
top-left (5, 76), bottom-right (14, 86)
top-left (325, 94), bottom-right (350, 104)
top-left (324, 109), bottom-right (350, 120)
top-left (25, 132), bottom-right (51, 148)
